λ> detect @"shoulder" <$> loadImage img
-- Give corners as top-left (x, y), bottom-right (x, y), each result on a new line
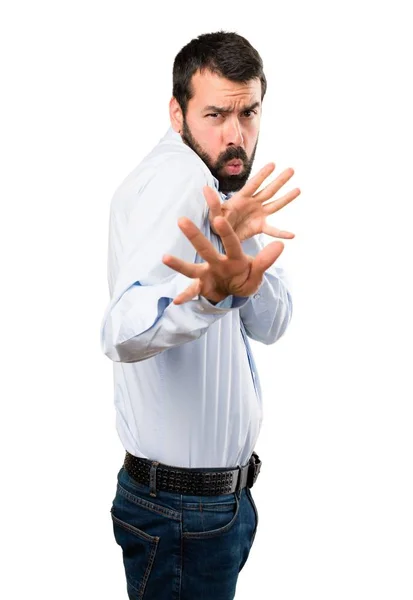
top-left (144, 130), bottom-right (214, 189)
top-left (111, 129), bottom-right (216, 214)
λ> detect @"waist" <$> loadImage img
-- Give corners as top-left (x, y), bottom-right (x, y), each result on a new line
top-left (123, 451), bottom-right (262, 496)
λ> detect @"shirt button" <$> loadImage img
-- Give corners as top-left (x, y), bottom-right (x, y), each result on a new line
top-left (253, 293), bottom-right (261, 299)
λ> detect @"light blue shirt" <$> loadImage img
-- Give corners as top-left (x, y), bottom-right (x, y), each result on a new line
top-left (100, 127), bottom-right (293, 468)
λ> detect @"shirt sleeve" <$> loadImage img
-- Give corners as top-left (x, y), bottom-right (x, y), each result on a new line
top-left (239, 234), bottom-right (293, 344)
top-left (100, 157), bottom-right (249, 363)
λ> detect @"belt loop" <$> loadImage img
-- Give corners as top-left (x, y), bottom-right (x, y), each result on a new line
top-left (235, 463), bottom-right (249, 494)
top-left (149, 461), bottom-right (159, 497)
top-left (235, 465), bottom-right (242, 494)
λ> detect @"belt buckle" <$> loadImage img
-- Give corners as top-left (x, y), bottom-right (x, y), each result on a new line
top-left (247, 452), bottom-right (261, 488)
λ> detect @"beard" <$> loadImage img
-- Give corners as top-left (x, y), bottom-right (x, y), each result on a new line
top-left (181, 117), bottom-right (258, 194)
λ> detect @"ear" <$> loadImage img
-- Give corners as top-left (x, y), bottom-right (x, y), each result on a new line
top-left (169, 97), bottom-right (184, 133)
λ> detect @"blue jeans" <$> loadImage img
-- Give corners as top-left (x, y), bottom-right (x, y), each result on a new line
top-left (111, 465), bottom-right (259, 599)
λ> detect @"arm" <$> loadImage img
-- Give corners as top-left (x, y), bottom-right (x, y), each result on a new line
top-left (239, 234), bottom-right (293, 345)
top-left (100, 159), bottom-right (248, 363)
top-left (101, 277), bottom-right (247, 362)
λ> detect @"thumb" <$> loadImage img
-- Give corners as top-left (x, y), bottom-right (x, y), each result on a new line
top-left (251, 241), bottom-right (284, 275)
top-left (203, 186), bottom-right (222, 221)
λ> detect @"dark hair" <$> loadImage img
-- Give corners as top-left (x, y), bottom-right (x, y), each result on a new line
top-left (172, 31), bottom-right (267, 116)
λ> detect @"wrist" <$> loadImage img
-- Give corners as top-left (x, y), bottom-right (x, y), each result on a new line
top-left (202, 292), bottom-right (228, 305)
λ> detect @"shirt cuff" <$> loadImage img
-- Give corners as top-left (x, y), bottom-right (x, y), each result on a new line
top-left (196, 294), bottom-right (249, 313)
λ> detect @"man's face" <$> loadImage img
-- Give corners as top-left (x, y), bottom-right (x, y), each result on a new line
top-left (179, 70), bottom-right (262, 194)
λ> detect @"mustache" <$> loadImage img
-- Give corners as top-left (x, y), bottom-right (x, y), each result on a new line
top-left (216, 146), bottom-right (248, 168)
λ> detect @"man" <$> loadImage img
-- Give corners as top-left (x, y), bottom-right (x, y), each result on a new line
top-left (100, 31), bottom-right (300, 600)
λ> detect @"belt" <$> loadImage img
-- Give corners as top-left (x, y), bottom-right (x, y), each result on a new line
top-left (123, 451), bottom-right (262, 497)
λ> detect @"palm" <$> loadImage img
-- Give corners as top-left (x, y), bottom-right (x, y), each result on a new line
top-left (162, 216), bottom-right (285, 305)
top-left (219, 200), bottom-right (266, 240)
top-left (192, 253), bottom-right (253, 300)
top-left (204, 162), bottom-right (301, 243)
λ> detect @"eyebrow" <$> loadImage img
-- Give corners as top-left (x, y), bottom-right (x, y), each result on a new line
top-left (202, 101), bottom-right (261, 114)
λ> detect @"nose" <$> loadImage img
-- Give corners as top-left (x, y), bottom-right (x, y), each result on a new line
top-left (224, 117), bottom-right (244, 147)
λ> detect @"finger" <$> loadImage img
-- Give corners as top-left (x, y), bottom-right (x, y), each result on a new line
top-left (262, 222), bottom-right (295, 239)
top-left (173, 279), bottom-right (202, 305)
top-left (162, 253), bottom-right (204, 279)
top-left (240, 162), bottom-right (276, 197)
top-left (254, 168), bottom-right (296, 203)
top-left (262, 187), bottom-right (301, 215)
top-left (177, 217), bottom-right (221, 265)
top-left (203, 186), bottom-right (222, 222)
top-left (213, 216), bottom-right (244, 260)
top-left (251, 241), bottom-right (285, 276)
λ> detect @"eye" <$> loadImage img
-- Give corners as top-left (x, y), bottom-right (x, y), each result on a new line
top-left (206, 113), bottom-right (222, 119)
top-left (242, 109), bottom-right (257, 118)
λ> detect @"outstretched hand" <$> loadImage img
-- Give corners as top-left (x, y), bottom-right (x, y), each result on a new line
top-left (162, 215), bottom-right (284, 305)
top-left (203, 163), bottom-right (300, 243)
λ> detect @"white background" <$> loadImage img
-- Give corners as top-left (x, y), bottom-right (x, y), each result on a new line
top-left (1, 1), bottom-right (412, 598)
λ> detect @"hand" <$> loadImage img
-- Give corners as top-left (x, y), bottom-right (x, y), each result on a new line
top-left (203, 163), bottom-right (300, 243)
top-left (162, 216), bottom-right (284, 305)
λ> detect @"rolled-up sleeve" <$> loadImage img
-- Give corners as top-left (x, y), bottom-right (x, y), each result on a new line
top-left (239, 234), bottom-right (293, 344)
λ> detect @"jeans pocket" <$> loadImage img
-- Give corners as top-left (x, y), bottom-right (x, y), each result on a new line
top-left (246, 487), bottom-right (259, 544)
top-left (182, 492), bottom-right (240, 539)
top-left (111, 508), bottom-right (159, 598)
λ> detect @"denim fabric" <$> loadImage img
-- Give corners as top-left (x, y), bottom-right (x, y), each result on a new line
top-left (111, 466), bottom-right (259, 599)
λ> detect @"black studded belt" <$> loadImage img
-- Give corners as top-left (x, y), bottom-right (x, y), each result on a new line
top-left (124, 451), bottom-right (262, 497)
